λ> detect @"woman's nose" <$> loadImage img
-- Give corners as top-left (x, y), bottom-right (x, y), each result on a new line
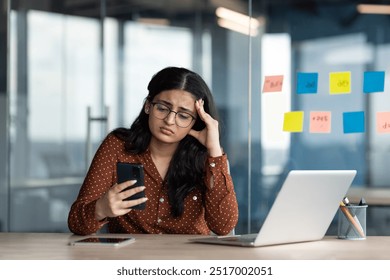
top-left (164, 111), bottom-right (176, 125)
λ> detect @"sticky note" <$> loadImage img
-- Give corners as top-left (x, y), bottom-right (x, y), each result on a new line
top-left (310, 111), bottom-right (331, 133)
top-left (262, 75), bottom-right (284, 93)
top-left (283, 111), bottom-right (304, 132)
top-left (297, 72), bottom-right (318, 94)
top-left (329, 72), bottom-right (351, 94)
top-left (363, 71), bottom-right (385, 93)
top-left (343, 111), bottom-right (365, 133)
top-left (376, 112), bottom-right (390, 133)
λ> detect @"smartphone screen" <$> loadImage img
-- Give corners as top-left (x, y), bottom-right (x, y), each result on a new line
top-left (116, 162), bottom-right (146, 210)
top-left (70, 237), bottom-right (135, 247)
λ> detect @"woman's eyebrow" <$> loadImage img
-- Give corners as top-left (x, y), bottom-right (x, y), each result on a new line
top-left (155, 99), bottom-right (195, 113)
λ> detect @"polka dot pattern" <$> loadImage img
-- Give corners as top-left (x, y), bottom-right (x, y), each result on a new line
top-left (68, 133), bottom-right (239, 236)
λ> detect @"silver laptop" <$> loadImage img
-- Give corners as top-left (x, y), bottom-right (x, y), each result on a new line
top-left (191, 170), bottom-right (357, 247)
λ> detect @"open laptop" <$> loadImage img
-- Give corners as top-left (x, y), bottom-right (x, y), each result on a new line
top-left (191, 170), bottom-right (357, 247)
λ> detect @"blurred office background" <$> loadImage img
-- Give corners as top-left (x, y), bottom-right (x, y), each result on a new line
top-left (1, 0), bottom-right (390, 235)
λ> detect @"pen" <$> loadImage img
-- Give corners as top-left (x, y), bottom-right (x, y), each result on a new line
top-left (339, 201), bottom-right (365, 238)
top-left (342, 197), bottom-right (353, 236)
top-left (359, 197), bottom-right (367, 206)
top-left (342, 197), bottom-right (363, 236)
top-left (342, 197), bottom-right (350, 206)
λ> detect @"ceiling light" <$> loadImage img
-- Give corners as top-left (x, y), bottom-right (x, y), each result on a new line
top-left (216, 7), bottom-right (260, 28)
top-left (217, 18), bottom-right (258, 36)
top-left (215, 7), bottom-right (262, 36)
top-left (357, 4), bottom-right (390, 15)
top-left (137, 18), bottom-right (170, 26)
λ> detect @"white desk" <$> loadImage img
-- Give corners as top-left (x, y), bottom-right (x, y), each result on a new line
top-left (1, 233), bottom-right (390, 260)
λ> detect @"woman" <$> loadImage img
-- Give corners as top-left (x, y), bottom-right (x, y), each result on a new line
top-left (68, 66), bottom-right (238, 235)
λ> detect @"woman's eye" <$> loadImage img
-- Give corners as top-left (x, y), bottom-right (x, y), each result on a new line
top-left (178, 113), bottom-right (191, 120)
top-left (157, 105), bottom-right (169, 112)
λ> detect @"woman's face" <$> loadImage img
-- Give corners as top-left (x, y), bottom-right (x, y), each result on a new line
top-left (145, 89), bottom-right (198, 145)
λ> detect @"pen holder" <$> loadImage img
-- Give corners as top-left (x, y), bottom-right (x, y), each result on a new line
top-left (337, 204), bottom-right (367, 240)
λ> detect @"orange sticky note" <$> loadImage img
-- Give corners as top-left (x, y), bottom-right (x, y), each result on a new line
top-left (283, 111), bottom-right (304, 132)
top-left (329, 71), bottom-right (351, 94)
top-left (310, 111), bottom-right (331, 133)
top-left (262, 75), bottom-right (284, 93)
top-left (376, 112), bottom-right (390, 133)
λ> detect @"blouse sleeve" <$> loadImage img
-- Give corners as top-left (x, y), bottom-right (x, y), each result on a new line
top-left (203, 153), bottom-right (239, 235)
top-left (67, 134), bottom-right (119, 235)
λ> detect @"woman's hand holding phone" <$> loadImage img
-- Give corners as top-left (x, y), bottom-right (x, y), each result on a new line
top-left (95, 180), bottom-right (148, 221)
top-left (95, 163), bottom-right (147, 221)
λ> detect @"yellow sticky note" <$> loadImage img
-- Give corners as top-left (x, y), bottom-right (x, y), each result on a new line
top-left (283, 111), bottom-right (304, 132)
top-left (329, 71), bottom-right (351, 94)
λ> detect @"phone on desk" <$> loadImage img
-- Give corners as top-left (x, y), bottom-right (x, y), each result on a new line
top-left (117, 162), bottom-right (146, 210)
top-left (70, 236), bottom-right (135, 247)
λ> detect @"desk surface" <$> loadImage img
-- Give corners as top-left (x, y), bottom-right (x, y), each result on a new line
top-left (1, 233), bottom-right (390, 260)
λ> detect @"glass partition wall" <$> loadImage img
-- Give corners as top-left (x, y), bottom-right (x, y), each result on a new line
top-left (2, 0), bottom-right (260, 233)
top-left (2, 0), bottom-right (390, 235)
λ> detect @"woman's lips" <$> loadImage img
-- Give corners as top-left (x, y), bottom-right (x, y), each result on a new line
top-left (160, 127), bottom-right (174, 135)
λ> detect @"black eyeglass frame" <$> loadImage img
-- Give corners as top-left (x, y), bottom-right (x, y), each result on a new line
top-left (149, 102), bottom-right (196, 128)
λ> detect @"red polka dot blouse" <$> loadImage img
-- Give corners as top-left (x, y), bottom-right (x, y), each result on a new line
top-left (68, 133), bottom-right (238, 236)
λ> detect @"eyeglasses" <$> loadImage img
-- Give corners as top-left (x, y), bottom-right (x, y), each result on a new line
top-left (150, 102), bottom-right (196, 128)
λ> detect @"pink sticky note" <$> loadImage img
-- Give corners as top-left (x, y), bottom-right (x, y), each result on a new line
top-left (376, 112), bottom-right (390, 133)
top-left (310, 111), bottom-right (331, 133)
top-left (262, 75), bottom-right (284, 93)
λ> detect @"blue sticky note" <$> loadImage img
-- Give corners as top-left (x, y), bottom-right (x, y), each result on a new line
top-left (343, 111), bottom-right (365, 133)
top-left (363, 71), bottom-right (385, 93)
top-left (297, 72), bottom-right (318, 94)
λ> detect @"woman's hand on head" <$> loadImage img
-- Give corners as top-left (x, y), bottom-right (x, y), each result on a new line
top-left (188, 99), bottom-right (223, 157)
top-left (95, 180), bottom-right (148, 221)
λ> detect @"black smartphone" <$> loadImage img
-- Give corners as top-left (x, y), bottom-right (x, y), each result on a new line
top-left (116, 162), bottom-right (146, 210)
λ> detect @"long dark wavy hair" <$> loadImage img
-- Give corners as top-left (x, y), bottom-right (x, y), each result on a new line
top-left (113, 67), bottom-right (220, 217)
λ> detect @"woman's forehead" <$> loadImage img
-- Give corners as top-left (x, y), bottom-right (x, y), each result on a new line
top-left (154, 89), bottom-right (196, 107)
